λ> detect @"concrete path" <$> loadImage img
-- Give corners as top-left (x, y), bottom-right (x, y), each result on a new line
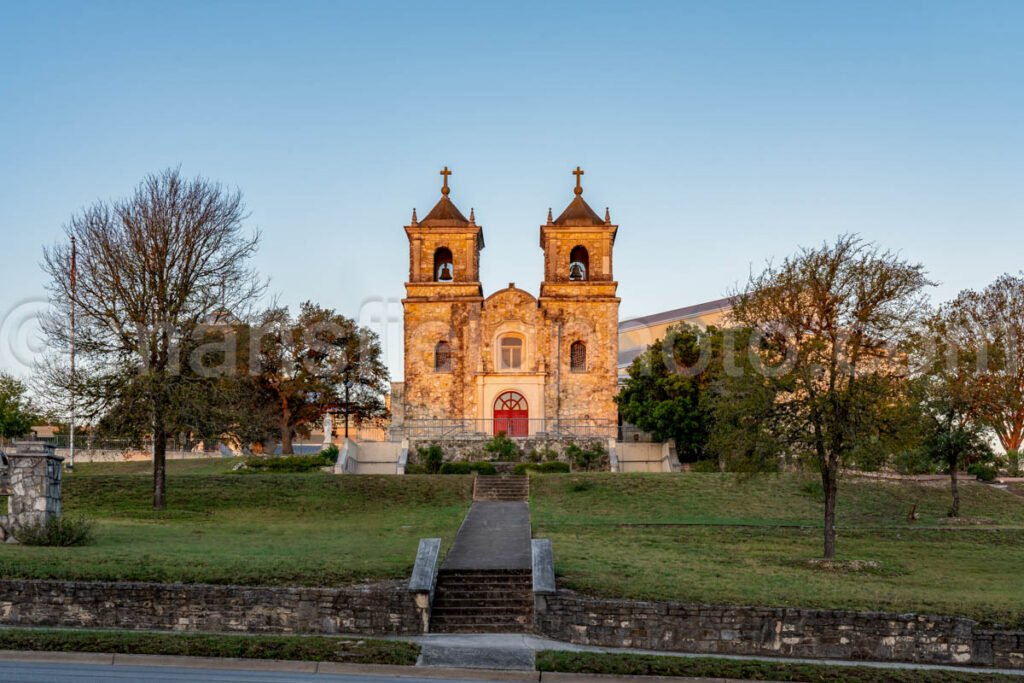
top-left (407, 632), bottom-right (1024, 677)
top-left (418, 644), bottom-right (535, 671)
top-left (442, 502), bottom-right (532, 571)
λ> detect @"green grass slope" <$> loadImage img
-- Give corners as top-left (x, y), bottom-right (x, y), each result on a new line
top-left (530, 473), bottom-right (1024, 626)
top-left (0, 461), bottom-right (472, 586)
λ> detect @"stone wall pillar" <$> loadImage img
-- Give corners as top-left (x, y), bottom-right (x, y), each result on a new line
top-left (0, 441), bottom-right (63, 535)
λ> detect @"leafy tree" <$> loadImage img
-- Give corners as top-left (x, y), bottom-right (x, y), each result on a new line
top-left (39, 168), bottom-right (264, 509)
top-left (725, 235), bottom-right (931, 558)
top-left (0, 373), bottom-right (36, 441)
top-left (616, 324), bottom-right (724, 463)
top-left (937, 274), bottom-right (1024, 454)
top-left (918, 391), bottom-right (993, 518)
top-left (915, 309), bottom-right (1002, 517)
top-left (252, 302), bottom-right (389, 453)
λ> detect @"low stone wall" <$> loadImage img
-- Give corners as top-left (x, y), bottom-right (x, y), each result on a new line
top-left (408, 436), bottom-right (609, 467)
top-left (0, 579), bottom-right (421, 635)
top-left (535, 590), bottom-right (1024, 669)
top-left (976, 630), bottom-right (1024, 669)
top-left (55, 449), bottom-right (230, 463)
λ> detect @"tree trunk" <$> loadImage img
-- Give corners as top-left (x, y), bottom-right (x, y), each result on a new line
top-left (821, 463), bottom-right (838, 559)
top-left (950, 466), bottom-right (960, 518)
top-left (279, 394), bottom-right (293, 455)
top-left (280, 421), bottom-right (293, 455)
top-left (152, 417), bottom-right (167, 511)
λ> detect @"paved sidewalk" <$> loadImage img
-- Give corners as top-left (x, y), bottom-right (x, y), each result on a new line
top-left (407, 632), bottom-right (1024, 677)
top-left (442, 502), bottom-right (532, 571)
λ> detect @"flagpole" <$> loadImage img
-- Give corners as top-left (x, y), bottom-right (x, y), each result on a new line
top-left (69, 235), bottom-right (76, 471)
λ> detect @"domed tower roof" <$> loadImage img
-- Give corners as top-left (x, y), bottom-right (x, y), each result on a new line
top-left (553, 166), bottom-right (606, 227)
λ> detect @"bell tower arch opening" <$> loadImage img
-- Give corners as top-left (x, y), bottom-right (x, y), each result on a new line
top-left (569, 245), bottom-right (589, 281)
top-left (434, 247), bottom-right (454, 282)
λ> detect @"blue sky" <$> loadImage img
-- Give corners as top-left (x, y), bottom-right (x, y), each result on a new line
top-left (1, 1), bottom-right (1022, 379)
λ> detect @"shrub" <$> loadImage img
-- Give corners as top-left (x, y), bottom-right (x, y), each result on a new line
top-left (689, 459), bottom-right (720, 473)
top-left (416, 444), bottom-right (444, 474)
top-left (513, 461), bottom-right (570, 475)
top-left (527, 447), bottom-right (559, 464)
top-left (1008, 451), bottom-right (1021, 477)
top-left (439, 461), bottom-right (497, 475)
top-left (483, 433), bottom-right (522, 461)
top-left (565, 441), bottom-right (607, 471)
top-left (968, 462), bottom-right (998, 482)
top-left (242, 454), bottom-right (333, 473)
top-left (14, 516), bottom-right (95, 547)
top-left (320, 444), bottom-right (340, 464)
top-left (893, 449), bottom-right (937, 475)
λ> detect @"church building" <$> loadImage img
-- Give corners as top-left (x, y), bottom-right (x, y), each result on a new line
top-left (396, 167), bottom-right (620, 439)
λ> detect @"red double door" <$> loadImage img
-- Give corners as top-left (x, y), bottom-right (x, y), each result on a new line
top-left (493, 391), bottom-right (528, 437)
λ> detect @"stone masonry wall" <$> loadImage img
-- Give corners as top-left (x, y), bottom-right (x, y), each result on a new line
top-left (0, 579), bottom-right (421, 635)
top-left (53, 448), bottom-right (226, 463)
top-left (408, 436), bottom-right (609, 467)
top-left (0, 445), bottom-right (63, 540)
top-left (535, 590), bottom-right (1024, 669)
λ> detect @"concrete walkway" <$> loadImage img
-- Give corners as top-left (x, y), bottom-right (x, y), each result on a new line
top-left (442, 502), bottom-right (532, 571)
top-left (408, 632), bottom-right (1024, 677)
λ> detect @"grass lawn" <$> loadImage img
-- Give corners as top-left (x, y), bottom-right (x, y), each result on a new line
top-left (0, 628), bottom-right (419, 665)
top-left (530, 473), bottom-right (1024, 626)
top-left (0, 460), bottom-right (472, 586)
top-left (536, 651), bottom-right (1021, 682)
top-left (4, 462), bottom-right (1023, 626)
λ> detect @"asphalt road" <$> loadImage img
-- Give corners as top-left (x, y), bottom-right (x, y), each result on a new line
top-left (0, 662), bottom-right (506, 683)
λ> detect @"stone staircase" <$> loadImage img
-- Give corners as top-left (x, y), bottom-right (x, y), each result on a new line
top-left (429, 568), bottom-right (534, 633)
top-left (473, 474), bottom-right (529, 502)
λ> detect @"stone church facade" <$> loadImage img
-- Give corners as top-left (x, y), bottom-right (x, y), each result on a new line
top-left (397, 168), bottom-right (619, 439)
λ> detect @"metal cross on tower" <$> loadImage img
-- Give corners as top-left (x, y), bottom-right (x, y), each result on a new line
top-left (440, 166), bottom-right (452, 196)
top-left (572, 166), bottom-right (584, 195)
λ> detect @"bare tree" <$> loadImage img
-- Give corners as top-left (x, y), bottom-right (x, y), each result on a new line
top-left (727, 235), bottom-right (931, 558)
top-left (40, 168), bottom-right (264, 509)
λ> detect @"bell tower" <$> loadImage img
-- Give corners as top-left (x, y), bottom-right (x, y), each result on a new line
top-left (540, 166), bottom-right (618, 295)
top-left (402, 168), bottom-right (485, 422)
top-left (405, 166), bottom-right (484, 292)
top-left (539, 167), bottom-right (620, 427)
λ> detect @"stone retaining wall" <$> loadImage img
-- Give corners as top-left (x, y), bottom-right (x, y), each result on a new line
top-left (55, 449), bottom-right (229, 463)
top-left (0, 579), bottom-right (421, 635)
top-left (535, 590), bottom-right (1024, 669)
top-left (3, 578), bottom-right (1021, 668)
top-left (408, 436), bottom-right (609, 466)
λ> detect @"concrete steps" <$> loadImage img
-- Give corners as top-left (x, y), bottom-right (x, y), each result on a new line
top-left (473, 475), bottom-right (529, 502)
top-left (430, 568), bottom-right (534, 633)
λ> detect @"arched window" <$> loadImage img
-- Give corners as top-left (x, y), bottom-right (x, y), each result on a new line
top-left (499, 336), bottom-right (523, 370)
top-left (434, 341), bottom-right (452, 372)
top-left (434, 247), bottom-right (454, 282)
top-left (569, 245), bottom-right (589, 281)
top-left (570, 341), bottom-right (587, 372)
